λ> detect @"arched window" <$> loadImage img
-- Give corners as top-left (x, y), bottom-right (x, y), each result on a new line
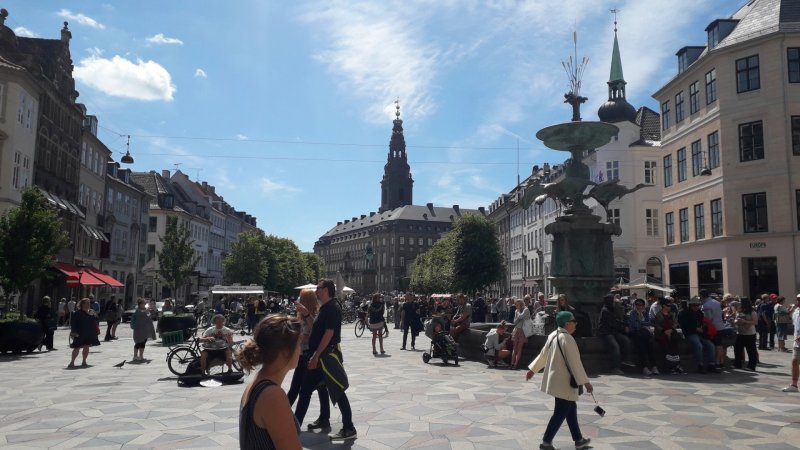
top-left (646, 257), bottom-right (663, 282)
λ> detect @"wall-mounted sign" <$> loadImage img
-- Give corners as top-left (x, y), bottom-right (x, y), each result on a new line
top-left (749, 242), bottom-right (767, 249)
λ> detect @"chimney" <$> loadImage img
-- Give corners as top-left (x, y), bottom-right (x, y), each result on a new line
top-left (369, 212), bottom-right (376, 217)
top-left (344, 219), bottom-right (350, 224)
top-left (162, 170), bottom-right (170, 179)
top-left (360, 214), bottom-right (366, 220)
top-left (426, 202), bottom-right (435, 216)
top-left (337, 221), bottom-right (342, 226)
top-left (478, 206), bottom-right (486, 215)
top-left (352, 217), bottom-right (357, 222)
top-left (202, 181), bottom-right (208, 190)
top-left (453, 205), bottom-right (460, 215)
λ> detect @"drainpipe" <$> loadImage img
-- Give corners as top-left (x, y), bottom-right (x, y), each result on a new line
top-left (780, 33), bottom-right (799, 293)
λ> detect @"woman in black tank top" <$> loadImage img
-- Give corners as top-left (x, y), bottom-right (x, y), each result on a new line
top-left (238, 314), bottom-right (303, 450)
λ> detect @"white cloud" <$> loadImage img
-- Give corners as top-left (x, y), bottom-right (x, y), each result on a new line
top-left (13, 27), bottom-right (38, 38)
top-left (235, 134), bottom-right (248, 141)
top-left (194, 68), bottom-right (207, 78)
top-left (146, 33), bottom-right (184, 45)
top-left (56, 9), bottom-right (105, 29)
top-left (260, 178), bottom-right (301, 196)
top-left (74, 53), bottom-right (176, 101)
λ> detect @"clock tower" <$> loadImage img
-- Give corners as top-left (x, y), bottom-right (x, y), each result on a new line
top-left (379, 101), bottom-right (413, 213)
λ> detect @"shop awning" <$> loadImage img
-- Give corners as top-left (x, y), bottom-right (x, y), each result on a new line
top-left (53, 262), bottom-right (105, 286)
top-left (82, 267), bottom-right (124, 288)
top-left (80, 224), bottom-right (109, 242)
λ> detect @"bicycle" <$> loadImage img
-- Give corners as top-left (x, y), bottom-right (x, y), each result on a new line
top-left (354, 311), bottom-right (389, 338)
top-left (166, 328), bottom-right (243, 376)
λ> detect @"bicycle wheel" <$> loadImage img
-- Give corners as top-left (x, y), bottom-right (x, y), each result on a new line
top-left (167, 347), bottom-right (197, 376)
top-left (354, 320), bottom-right (365, 338)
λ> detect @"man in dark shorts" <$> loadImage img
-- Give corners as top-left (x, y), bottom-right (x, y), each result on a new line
top-left (294, 279), bottom-right (357, 442)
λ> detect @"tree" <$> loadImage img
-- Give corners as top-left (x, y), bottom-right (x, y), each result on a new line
top-left (410, 233), bottom-right (456, 294)
top-left (303, 252), bottom-right (325, 283)
top-left (452, 213), bottom-right (505, 294)
top-left (0, 188), bottom-right (68, 317)
top-left (157, 216), bottom-right (200, 298)
top-left (262, 235), bottom-right (307, 295)
top-left (223, 231), bottom-right (268, 285)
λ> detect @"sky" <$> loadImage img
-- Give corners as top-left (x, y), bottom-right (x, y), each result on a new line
top-left (5, 0), bottom-right (739, 251)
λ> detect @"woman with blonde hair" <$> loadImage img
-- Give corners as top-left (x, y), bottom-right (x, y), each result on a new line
top-left (238, 314), bottom-right (303, 450)
top-left (511, 298), bottom-right (531, 370)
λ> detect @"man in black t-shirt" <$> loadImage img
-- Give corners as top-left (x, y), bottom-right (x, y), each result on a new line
top-left (401, 293), bottom-right (420, 350)
top-left (294, 279), bottom-right (356, 442)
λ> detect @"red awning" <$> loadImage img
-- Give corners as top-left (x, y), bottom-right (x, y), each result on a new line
top-left (83, 267), bottom-right (124, 288)
top-left (53, 262), bottom-right (105, 286)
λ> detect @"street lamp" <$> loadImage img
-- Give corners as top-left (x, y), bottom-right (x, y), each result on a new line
top-left (120, 135), bottom-right (134, 164)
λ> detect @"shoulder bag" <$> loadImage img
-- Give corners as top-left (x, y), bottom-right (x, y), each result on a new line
top-left (555, 331), bottom-right (584, 395)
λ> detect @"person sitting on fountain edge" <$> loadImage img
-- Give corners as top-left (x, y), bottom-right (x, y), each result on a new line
top-left (451, 294), bottom-right (472, 341)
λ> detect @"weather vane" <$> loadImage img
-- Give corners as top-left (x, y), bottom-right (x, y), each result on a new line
top-left (561, 30), bottom-right (589, 122)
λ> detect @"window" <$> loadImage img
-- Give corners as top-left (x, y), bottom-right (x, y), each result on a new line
top-left (663, 155), bottom-right (673, 187)
top-left (666, 212), bottom-right (675, 245)
top-left (694, 204), bottom-right (705, 239)
top-left (736, 55), bottom-right (760, 93)
top-left (711, 198), bottom-right (723, 237)
top-left (399, 236), bottom-right (404, 245)
top-left (788, 48), bottom-right (800, 83)
top-left (605, 161), bottom-right (619, 181)
top-left (11, 151), bottom-right (21, 189)
top-left (739, 121), bottom-right (764, 162)
top-left (644, 161), bottom-right (657, 185)
top-left (608, 208), bottom-right (620, 226)
top-left (646, 209), bottom-right (659, 237)
top-left (679, 208), bottom-right (689, 242)
top-left (707, 131), bottom-right (720, 169)
top-left (793, 116), bottom-right (800, 155)
top-left (689, 81), bottom-right (700, 114)
top-left (691, 140), bottom-right (703, 176)
top-left (661, 101), bottom-right (671, 130)
top-left (742, 192), bottom-right (768, 233)
top-left (677, 148), bottom-right (687, 182)
top-left (705, 69), bottom-right (717, 104)
top-left (675, 91), bottom-right (685, 123)
top-left (149, 217), bottom-right (157, 232)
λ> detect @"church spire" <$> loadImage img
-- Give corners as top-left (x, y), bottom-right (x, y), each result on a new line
top-left (380, 99), bottom-right (413, 213)
top-left (597, 11), bottom-right (637, 123)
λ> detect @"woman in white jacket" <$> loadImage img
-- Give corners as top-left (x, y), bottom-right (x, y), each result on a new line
top-left (526, 311), bottom-right (593, 450)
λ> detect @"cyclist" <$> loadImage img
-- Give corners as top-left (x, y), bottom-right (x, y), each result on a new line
top-left (200, 314), bottom-right (235, 374)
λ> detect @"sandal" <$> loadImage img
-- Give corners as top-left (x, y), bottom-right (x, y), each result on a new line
top-left (67, 362), bottom-right (75, 368)
top-left (81, 362), bottom-right (88, 367)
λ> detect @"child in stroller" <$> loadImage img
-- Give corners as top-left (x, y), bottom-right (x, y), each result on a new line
top-left (422, 315), bottom-right (459, 365)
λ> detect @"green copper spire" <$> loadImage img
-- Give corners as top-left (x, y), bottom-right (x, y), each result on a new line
top-left (609, 31), bottom-right (624, 82)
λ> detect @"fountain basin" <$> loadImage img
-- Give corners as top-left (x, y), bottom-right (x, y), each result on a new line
top-left (536, 121), bottom-right (619, 152)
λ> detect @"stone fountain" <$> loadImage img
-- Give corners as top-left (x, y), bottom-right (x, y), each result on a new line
top-left (520, 66), bottom-right (650, 331)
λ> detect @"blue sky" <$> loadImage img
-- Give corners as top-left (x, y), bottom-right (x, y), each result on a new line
top-left (6, 0), bottom-right (737, 251)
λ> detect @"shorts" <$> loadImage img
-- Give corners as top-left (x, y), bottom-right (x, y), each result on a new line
top-left (776, 324), bottom-right (789, 341)
top-left (794, 346), bottom-right (800, 361)
top-left (134, 339), bottom-right (148, 349)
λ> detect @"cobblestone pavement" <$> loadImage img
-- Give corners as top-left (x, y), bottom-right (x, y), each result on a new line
top-left (0, 323), bottom-right (798, 449)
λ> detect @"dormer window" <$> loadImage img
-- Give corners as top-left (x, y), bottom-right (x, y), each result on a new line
top-left (705, 19), bottom-right (738, 51)
top-left (160, 194), bottom-right (174, 209)
top-left (676, 46), bottom-right (705, 74)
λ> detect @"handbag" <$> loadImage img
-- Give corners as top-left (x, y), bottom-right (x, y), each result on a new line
top-left (555, 331), bottom-right (584, 395)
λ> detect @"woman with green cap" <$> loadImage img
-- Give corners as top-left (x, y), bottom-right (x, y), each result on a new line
top-left (526, 311), bottom-right (592, 450)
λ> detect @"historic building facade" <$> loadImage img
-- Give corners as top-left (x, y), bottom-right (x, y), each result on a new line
top-left (315, 104), bottom-right (482, 293)
top-left (654, 0), bottom-right (800, 299)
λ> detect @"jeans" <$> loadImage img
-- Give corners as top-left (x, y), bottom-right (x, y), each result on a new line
top-left (543, 397), bottom-right (583, 444)
top-left (600, 333), bottom-right (631, 369)
top-left (630, 331), bottom-right (655, 368)
top-left (402, 320), bottom-right (417, 348)
top-left (686, 333), bottom-right (714, 366)
top-left (733, 334), bottom-right (758, 370)
top-left (288, 352), bottom-right (328, 409)
top-left (294, 367), bottom-right (353, 430)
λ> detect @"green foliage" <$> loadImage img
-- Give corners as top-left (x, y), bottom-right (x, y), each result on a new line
top-left (451, 214), bottom-right (505, 294)
top-left (223, 231), bottom-right (268, 285)
top-left (222, 234), bottom-right (319, 296)
top-left (0, 188), bottom-right (68, 317)
top-left (410, 233), bottom-right (456, 294)
top-left (157, 216), bottom-right (200, 296)
top-left (303, 252), bottom-right (325, 284)
top-left (410, 214), bottom-right (504, 294)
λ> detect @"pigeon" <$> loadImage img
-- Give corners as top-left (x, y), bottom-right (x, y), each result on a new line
top-left (113, 360), bottom-right (126, 368)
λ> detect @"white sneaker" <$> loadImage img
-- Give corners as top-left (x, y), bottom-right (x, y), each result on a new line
top-left (782, 385), bottom-right (798, 393)
top-left (643, 367), bottom-right (652, 376)
top-left (651, 366), bottom-right (660, 375)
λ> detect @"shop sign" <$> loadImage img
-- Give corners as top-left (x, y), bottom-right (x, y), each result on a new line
top-left (749, 242), bottom-right (767, 249)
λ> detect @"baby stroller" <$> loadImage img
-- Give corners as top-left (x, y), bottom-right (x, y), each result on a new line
top-left (422, 316), bottom-right (459, 366)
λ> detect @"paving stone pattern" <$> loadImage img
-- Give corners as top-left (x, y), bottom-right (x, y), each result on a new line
top-left (0, 324), bottom-right (798, 449)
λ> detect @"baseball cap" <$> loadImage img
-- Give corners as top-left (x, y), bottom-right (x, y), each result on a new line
top-left (769, 293), bottom-right (778, 300)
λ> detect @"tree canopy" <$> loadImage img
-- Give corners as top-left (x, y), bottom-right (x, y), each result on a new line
top-left (0, 188), bottom-right (68, 317)
top-left (157, 216), bottom-right (200, 297)
top-left (223, 231), bottom-right (268, 285)
top-left (410, 213), bottom-right (504, 294)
